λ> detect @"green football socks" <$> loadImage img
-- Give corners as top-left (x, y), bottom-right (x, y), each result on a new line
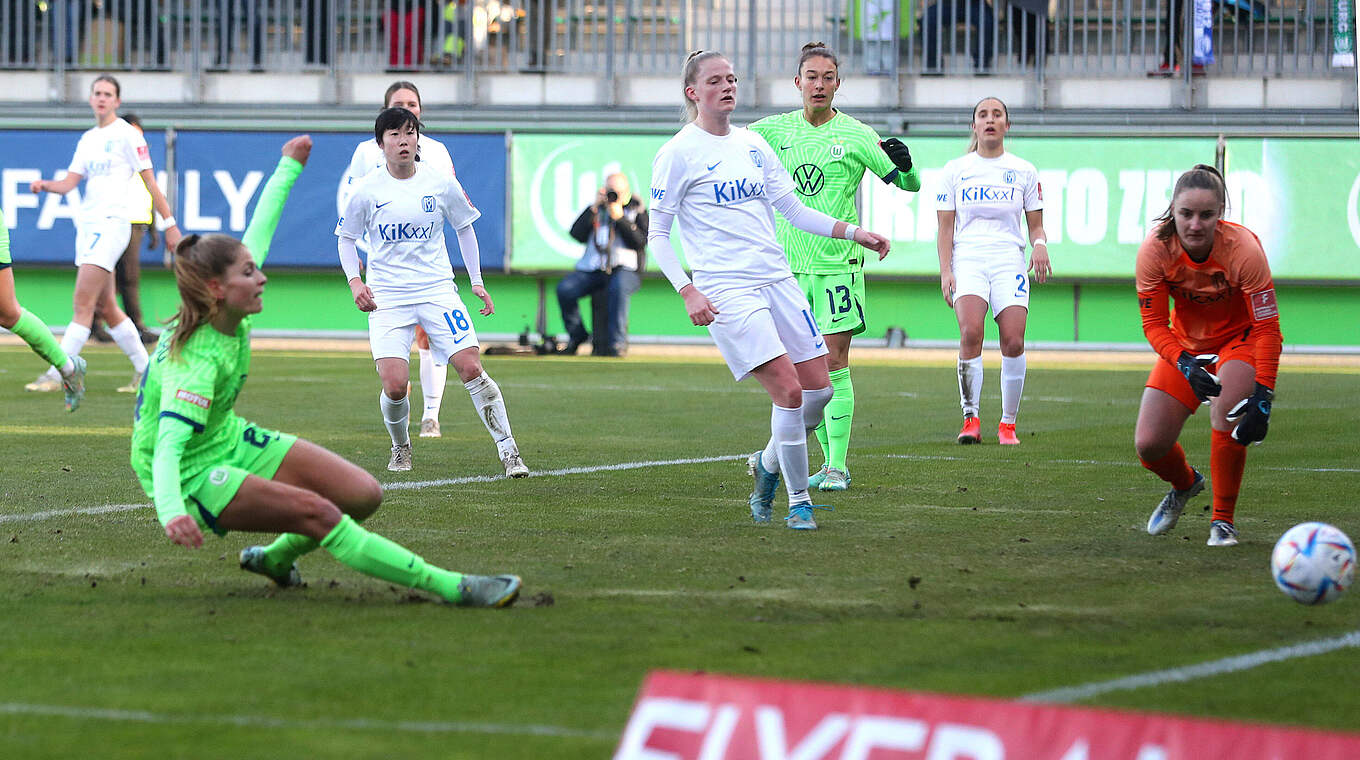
top-left (259, 532), bottom-right (319, 578)
top-left (823, 368), bottom-right (854, 472)
top-left (320, 515), bottom-right (464, 603)
top-left (11, 308), bottom-right (69, 370)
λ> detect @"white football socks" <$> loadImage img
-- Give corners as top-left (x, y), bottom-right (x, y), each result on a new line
top-left (418, 349), bottom-right (446, 422)
top-left (108, 318), bottom-right (149, 373)
top-left (380, 391), bottom-right (411, 446)
top-left (1000, 353), bottom-right (1027, 424)
top-left (801, 385), bottom-right (833, 433)
top-left (760, 402), bottom-right (809, 504)
top-left (464, 372), bottom-right (517, 457)
top-left (957, 355), bottom-right (983, 418)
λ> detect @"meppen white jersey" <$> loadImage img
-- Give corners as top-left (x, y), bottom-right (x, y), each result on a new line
top-left (66, 118), bottom-right (154, 224)
top-left (650, 123), bottom-right (798, 297)
top-left (336, 163), bottom-right (481, 309)
top-left (338, 135), bottom-right (455, 253)
top-left (935, 151), bottom-right (1042, 261)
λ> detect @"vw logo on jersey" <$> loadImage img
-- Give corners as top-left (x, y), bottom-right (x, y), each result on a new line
top-left (792, 164), bottom-right (825, 197)
top-left (1003, 169), bottom-right (1018, 184)
top-left (422, 195), bottom-right (436, 213)
top-left (749, 149), bottom-right (763, 168)
top-left (829, 144), bottom-right (845, 160)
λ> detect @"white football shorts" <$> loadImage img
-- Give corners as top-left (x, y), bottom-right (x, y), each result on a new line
top-left (952, 255), bottom-right (1030, 315)
top-left (708, 277), bottom-right (829, 382)
top-left (368, 295), bottom-right (479, 364)
top-left (74, 217), bottom-right (133, 272)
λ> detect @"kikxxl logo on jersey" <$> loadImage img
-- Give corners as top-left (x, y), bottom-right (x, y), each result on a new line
top-left (375, 221), bottom-right (439, 243)
top-left (711, 178), bottom-right (765, 205)
top-left (958, 185), bottom-right (1018, 204)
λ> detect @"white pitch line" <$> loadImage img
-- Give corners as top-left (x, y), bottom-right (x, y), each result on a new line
top-left (0, 503), bottom-right (151, 524)
top-left (0, 702), bottom-right (615, 740)
top-left (876, 453), bottom-right (1360, 474)
top-left (1022, 630), bottom-right (1360, 704)
top-left (382, 454), bottom-right (746, 491)
top-left (0, 456), bottom-right (750, 522)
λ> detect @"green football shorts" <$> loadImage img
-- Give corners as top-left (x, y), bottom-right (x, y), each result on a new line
top-left (797, 271), bottom-right (867, 337)
top-left (184, 423), bottom-right (296, 536)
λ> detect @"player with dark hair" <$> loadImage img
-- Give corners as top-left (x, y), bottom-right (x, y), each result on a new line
top-left (936, 97), bottom-right (1051, 445)
top-left (132, 135), bottom-right (520, 607)
top-left (1137, 164), bottom-right (1283, 547)
top-left (27, 75), bottom-right (180, 395)
top-left (338, 108), bottom-right (529, 477)
top-left (338, 80), bottom-right (456, 439)
top-left (747, 41), bottom-right (921, 491)
top-left (649, 51), bottom-right (890, 530)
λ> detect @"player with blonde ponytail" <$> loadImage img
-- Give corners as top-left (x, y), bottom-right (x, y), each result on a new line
top-left (130, 135), bottom-right (520, 608)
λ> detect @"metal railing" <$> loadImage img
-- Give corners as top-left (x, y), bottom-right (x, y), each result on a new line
top-left (0, 0), bottom-right (1346, 80)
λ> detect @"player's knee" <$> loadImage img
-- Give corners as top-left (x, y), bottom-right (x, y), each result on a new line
top-left (382, 380), bottom-right (408, 400)
top-left (1000, 336), bottom-right (1025, 356)
top-left (352, 472), bottom-right (383, 519)
top-left (773, 384), bottom-right (803, 409)
top-left (1134, 435), bottom-right (1171, 463)
top-left (958, 326), bottom-right (985, 350)
top-left (453, 356), bottom-right (483, 383)
top-left (296, 495), bottom-right (345, 538)
top-left (0, 302), bottom-right (19, 328)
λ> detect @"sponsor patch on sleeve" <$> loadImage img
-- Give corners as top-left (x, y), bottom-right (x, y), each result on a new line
top-left (1037, 182), bottom-right (1043, 201)
top-left (1250, 288), bottom-right (1279, 320)
top-left (136, 144), bottom-right (150, 161)
top-left (175, 389), bottom-right (211, 409)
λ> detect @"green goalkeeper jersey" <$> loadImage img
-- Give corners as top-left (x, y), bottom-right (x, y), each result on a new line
top-left (748, 109), bottom-right (919, 274)
top-left (130, 155), bottom-right (302, 526)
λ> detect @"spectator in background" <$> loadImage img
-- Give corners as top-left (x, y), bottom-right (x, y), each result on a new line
top-left (4, 0), bottom-right (36, 66)
top-left (921, 0), bottom-right (995, 73)
top-left (556, 172), bottom-right (648, 357)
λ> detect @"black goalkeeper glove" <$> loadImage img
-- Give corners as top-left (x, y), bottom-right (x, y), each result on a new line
top-left (879, 138), bottom-right (913, 173)
top-left (1176, 351), bottom-right (1221, 403)
top-left (1226, 382), bottom-right (1273, 445)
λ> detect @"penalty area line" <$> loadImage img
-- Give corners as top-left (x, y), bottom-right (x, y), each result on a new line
top-left (1021, 629), bottom-right (1360, 704)
top-left (0, 702), bottom-right (615, 741)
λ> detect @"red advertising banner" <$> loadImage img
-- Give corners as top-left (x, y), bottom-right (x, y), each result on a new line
top-left (614, 670), bottom-right (1360, 760)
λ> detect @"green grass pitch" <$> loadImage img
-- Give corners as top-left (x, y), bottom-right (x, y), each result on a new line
top-left (1, 345), bottom-right (1357, 757)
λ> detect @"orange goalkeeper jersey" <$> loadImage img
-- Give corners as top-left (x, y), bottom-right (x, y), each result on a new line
top-left (1135, 220), bottom-right (1283, 388)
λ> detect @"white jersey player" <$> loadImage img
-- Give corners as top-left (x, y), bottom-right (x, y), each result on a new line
top-left (647, 51), bottom-right (890, 531)
top-left (26, 75), bottom-right (181, 395)
top-left (935, 97), bottom-right (1051, 446)
top-left (337, 107), bottom-right (528, 478)
top-left (337, 81), bottom-right (456, 439)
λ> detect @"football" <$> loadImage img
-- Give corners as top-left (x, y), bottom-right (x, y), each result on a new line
top-left (1271, 522), bottom-right (1356, 605)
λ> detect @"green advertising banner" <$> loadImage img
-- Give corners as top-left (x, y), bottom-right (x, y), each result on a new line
top-left (511, 133), bottom-right (671, 271)
top-left (513, 133), bottom-right (1360, 280)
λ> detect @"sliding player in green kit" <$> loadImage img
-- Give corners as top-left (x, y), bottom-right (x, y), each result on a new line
top-left (129, 135), bottom-right (520, 608)
top-left (749, 42), bottom-right (921, 491)
top-left (0, 208), bottom-right (87, 411)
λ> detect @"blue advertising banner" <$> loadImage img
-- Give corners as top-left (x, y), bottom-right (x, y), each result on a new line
top-left (1, 129), bottom-right (507, 269)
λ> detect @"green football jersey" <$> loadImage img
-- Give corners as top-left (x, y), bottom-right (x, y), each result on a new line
top-left (748, 110), bottom-right (917, 274)
top-left (130, 318), bottom-right (254, 499)
top-left (128, 154), bottom-right (302, 525)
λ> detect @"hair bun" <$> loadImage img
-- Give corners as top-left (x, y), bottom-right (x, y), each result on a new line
top-left (802, 41), bottom-right (828, 51)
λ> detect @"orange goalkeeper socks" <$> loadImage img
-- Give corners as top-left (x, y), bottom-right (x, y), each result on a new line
top-left (1210, 428), bottom-right (1246, 524)
top-left (1140, 443), bottom-right (1196, 492)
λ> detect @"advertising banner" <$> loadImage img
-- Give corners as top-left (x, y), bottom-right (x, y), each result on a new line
top-left (615, 670), bottom-right (1360, 760)
top-left (515, 133), bottom-right (1360, 281)
top-left (2, 129), bottom-right (508, 269)
top-left (511, 133), bottom-right (670, 272)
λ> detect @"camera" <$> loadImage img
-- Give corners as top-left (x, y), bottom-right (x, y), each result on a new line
top-left (606, 190), bottom-right (619, 203)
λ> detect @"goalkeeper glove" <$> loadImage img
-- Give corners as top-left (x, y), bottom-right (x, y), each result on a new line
top-left (1226, 382), bottom-right (1273, 445)
top-left (879, 138), bottom-right (913, 173)
top-left (1176, 352), bottom-right (1221, 403)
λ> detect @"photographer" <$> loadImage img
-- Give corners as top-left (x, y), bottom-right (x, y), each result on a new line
top-left (556, 172), bottom-right (648, 356)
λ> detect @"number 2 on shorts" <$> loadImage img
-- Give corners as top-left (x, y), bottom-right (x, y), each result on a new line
top-left (1014, 274), bottom-right (1028, 297)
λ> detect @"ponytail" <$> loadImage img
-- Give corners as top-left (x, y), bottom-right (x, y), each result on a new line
top-left (168, 234), bottom-right (245, 358)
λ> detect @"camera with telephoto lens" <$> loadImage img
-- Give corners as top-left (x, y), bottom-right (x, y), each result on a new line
top-left (606, 190), bottom-right (619, 203)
